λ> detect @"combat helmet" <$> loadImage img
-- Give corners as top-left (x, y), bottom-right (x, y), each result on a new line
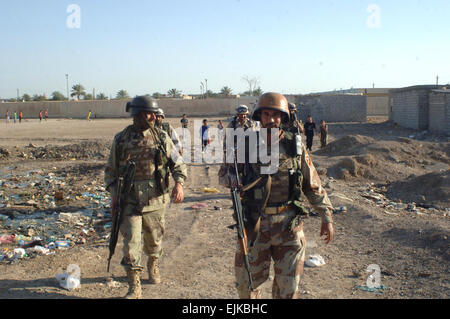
top-left (156, 108), bottom-right (165, 119)
top-left (252, 92), bottom-right (290, 123)
top-left (288, 103), bottom-right (297, 111)
top-left (236, 105), bottom-right (249, 115)
top-left (126, 96), bottom-right (159, 117)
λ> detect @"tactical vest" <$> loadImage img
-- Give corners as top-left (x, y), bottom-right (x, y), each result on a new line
top-left (241, 131), bottom-right (306, 215)
top-left (115, 125), bottom-right (170, 208)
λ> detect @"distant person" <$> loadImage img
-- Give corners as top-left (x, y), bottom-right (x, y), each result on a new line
top-left (180, 113), bottom-right (189, 143)
top-left (13, 111), bottom-right (17, 124)
top-left (228, 105), bottom-right (256, 130)
top-left (5, 109), bottom-right (10, 124)
top-left (180, 113), bottom-right (189, 128)
top-left (217, 120), bottom-right (224, 141)
top-left (87, 110), bottom-right (92, 121)
top-left (155, 108), bottom-right (182, 155)
top-left (319, 120), bottom-right (328, 148)
top-left (19, 111), bottom-right (23, 123)
top-left (201, 119), bottom-right (210, 152)
top-left (283, 103), bottom-right (304, 134)
top-left (39, 110), bottom-right (43, 123)
top-left (45, 109), bottom-right (49, 121)
top-left (304, 115), bottom-right (316, 152)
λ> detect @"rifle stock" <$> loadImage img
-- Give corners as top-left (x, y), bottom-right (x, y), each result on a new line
top-left (107, 160), bottom-right (136, 272)
top-left (230, 154), bottom-right (254, 292)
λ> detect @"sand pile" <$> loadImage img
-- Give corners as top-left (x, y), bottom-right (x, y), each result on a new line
top-left (15, 141), bottom-right (110, 160)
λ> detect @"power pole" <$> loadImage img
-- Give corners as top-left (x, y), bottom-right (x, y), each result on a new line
top-left (66, 74), bottom-right (69, 100)
top-left (436, 75), bottom-right (439, 85)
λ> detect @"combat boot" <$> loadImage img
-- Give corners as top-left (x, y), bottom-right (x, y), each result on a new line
top-left (124, 269), bottom-right (142, 299)
top-left (147, 257), bottom-right (161, 284)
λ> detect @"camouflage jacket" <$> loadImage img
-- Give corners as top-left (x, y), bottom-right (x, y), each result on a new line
top-left (219, 131), bottom-right (333, 224)
top-left (157, 122), bottom-right (181, 148)
top-left (105, 124), bottom-right (187, 213)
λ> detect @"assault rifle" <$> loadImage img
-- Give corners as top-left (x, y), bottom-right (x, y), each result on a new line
top-left (107, 160), bottom-right (136, 272)
top-left (229, 153), bottom-right (255, 292)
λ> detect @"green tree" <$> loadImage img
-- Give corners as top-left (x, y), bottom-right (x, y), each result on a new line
top-left (253, 87), bottom-right (263, 96)
top-left (84, 93), bottom-right (93, 100)
top-left (70, 84), bottom-right (86, 100)
top-left (32, 94), bottom-right (47, 101)
top-left (116, 90), bottom-right (130, 99)
top-left (51, 91), bottom-right (65, 101)
top-left (152, 92), bottom-right (164, 99)
top-left (96, 93), bottom-right (107, 100)
top-left (167, 88), bottom-right (182, 98)
top-left (22, 94), bottom-right (32, 102)
top-left (220, 86), bottom-right (232, 97)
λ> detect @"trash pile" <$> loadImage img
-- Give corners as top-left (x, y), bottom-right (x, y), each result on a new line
top-left (359, 183), bottom-right (448, 216)
top-left (0, 168), bottom-right (113, 264)
top-left (6, 141), bottom-right (110, 161)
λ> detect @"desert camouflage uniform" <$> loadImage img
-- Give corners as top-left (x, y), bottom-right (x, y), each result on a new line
top-left (219, 130), bottom-right (333, 299)
top-left (157, 121), bottom-right (182, 152)
top-left (104, 124), bottom-right (187, 272)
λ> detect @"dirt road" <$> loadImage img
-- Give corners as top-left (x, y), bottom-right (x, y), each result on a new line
top-left (0, 117), bottom-right (448, 299)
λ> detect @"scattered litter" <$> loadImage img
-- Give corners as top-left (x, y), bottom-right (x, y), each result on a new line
top-left (202, 187), bottom-right (220, 193)
top-left (13, 248), bottom-right (26, 259)
top-left (0, 234), bottom-right (16, 245)
top-left (354, 284), bottom-right (387, 294)
top-left (333, 206), bottom-right (347, 214)
top-left (191, 203), bottom-right (208, 210)
top-left (56, 273), bottom-right (80, 291)
top-left (328, 193), bottom-right (353, 202)
top-left (106, 277), bottom-right (121, 288)
top-left (214, 206), bottom-right (222, 211)
top-left (305, 254), bottom-right (326, 267)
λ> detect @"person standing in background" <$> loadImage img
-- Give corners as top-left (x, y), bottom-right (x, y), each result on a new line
top-left (319, 120), bottom-right (328, 148)
top-left (19, 111), bottom-right (23, 123)
top-left (304, 115), bottom-right (316, 152)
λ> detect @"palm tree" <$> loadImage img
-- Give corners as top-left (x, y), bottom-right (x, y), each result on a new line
top-left (220, 86), bottom-right (232, 97)
top-left (167, 88), bottom-right (181, 98)
top-left (253, 87), bottom-right (263, 96)
top-left (96, 93), bottom-right (107, 100)
top-left (70, 84), bottom-right (86, 100)
top-left (116, 90), bottom-right (130, 99)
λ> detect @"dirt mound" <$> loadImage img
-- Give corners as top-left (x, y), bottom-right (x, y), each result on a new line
top-left (23, 141), bottom-right (110, 160)
top-left (315, 135), bottom-right (376, 156)
top-left (317, 135), bottom-right (450, 182)
top-left (387, 171), bottom-right (450, 209)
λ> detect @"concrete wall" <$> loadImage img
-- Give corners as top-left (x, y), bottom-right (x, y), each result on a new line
top-left (429, 90), bottom-right (450, 135)
top-left (295, 94), bottom-right (367, 122)
top-left (0, 97), bottom-right (258, 119)
top-left (389, 85), bottom-right (445, 130)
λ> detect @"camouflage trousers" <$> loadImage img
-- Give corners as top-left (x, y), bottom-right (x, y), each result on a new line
top-left (120, 204), bottom-right (165, 271)
top-left (235, 209), bottom-right (306, 299)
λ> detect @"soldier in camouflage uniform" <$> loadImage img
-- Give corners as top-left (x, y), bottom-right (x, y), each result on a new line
top-left (282, 102), bottom-right (304, 134)
top-left (155, 108), bottom-right (183, 155)
top-left (227, 105), bottom-right (258, 130)
top-left (105, 96), bottom-right (187, 299)
top-left (218, 92), bottom-right (334, 299)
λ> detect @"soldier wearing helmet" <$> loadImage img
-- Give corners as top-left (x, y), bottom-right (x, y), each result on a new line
top-left (105, 96), bottom-right (187, 298)
top-left (227, 105), bottom-right (257, 130)
top-left (155, 108), bottom-right (183, 155)
top-left (219, 92), bottom-right (334, 299)
top-left (282, 102), bottom-right (304, 134)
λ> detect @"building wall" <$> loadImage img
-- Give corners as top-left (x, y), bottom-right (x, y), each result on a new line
top-left (366, 95), bottom-right (390, 116)
top-left (295, 94), bottom-right (367, 122)
top-left (429, 91), bottom-right (450, 135)
top-left (0, 97), bottom-right (258, 119)
top-left (389, 85), bottom-right (446, 130)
